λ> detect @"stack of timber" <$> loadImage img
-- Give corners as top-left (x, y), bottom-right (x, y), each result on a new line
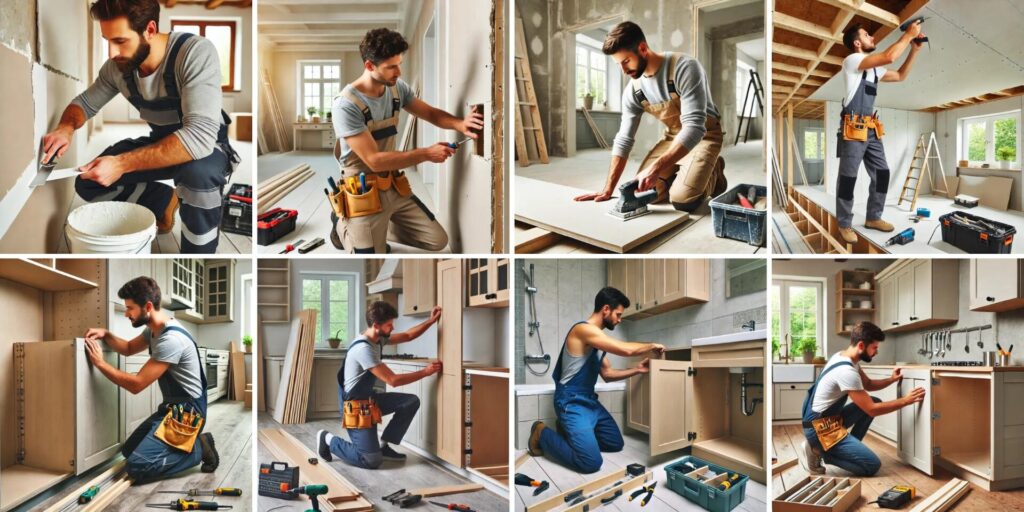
top-left (272, 309), bottom-right (318, 424)
top-left (257, 164), bottom-right (314, 214)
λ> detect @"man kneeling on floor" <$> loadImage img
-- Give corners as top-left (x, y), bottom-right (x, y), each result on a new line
top-left (83, 276), bottom-right (219, 483)
top-left (801, 321), bottom-right (925, 476)
top-left (527, 287), bottom-right (665, 474)
top-left (317, 300), bottom-right (442, 468)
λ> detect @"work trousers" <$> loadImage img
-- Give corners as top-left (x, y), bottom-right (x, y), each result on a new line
top-left (804, 396), bottom-right (882, 476)
top-left (836, 129), bottom-right (889, 228)
top-left (538, 391), bottom-right (624, 474)
top-left (337, 188), bottom-right (448, 254)
top-left (329, 392), bottom-right (420, 469)
top-left (122, 409), bottom-right (204, 484)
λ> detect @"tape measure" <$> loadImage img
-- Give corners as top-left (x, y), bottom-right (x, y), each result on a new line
top-left (876, 485), bottom-right (915, 508)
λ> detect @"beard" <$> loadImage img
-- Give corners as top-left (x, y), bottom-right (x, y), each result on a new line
top-left (131, 312), bottom-right (151, 328)
top-left (602, 317), bottom-right (617, 331)
top-left (371, 72), bottom-right (398, 86)
top-left (859, 351), bottom-right (873, 363)
top-left (626, 54), bottom-right (648, 79)
top-left (862, 43), bottom-right (876, 53)
top-left (114, 39), bottom-right (151, 73)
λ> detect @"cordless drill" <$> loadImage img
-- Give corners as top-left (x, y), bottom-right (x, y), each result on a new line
top-left (899, 16), bottom-right (929, 47)
top-left (885, 227), bottom-right (915, 246)
top-left (282, 484), bottom-right (329, 512)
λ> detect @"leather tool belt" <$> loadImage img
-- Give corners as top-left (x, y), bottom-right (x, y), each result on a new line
top-left (155, 406), bottom-right (204, 453)
top-left (342, 399), bottom-right (383, 429)
top-left (328, 171), bottom-right (412, 219)
top-left (809, 415), bottom-right (848, 452)
top-left (842, 114), bottom-right (885, 141)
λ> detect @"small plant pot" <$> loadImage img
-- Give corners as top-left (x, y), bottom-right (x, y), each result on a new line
top-left (583, 95), bottom-right (594, 110)
top-left (1000, 161), bottom-right (1010, 170)
top-left (802, 351), bottom-right (815, 363)
top-left (244, 344), bottom-right (252, 354)
top-left (327, 338), bottom-right (342, 349)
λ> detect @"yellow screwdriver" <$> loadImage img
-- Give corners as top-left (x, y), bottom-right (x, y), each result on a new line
top-left (156, 488), bottom-right (243, 497)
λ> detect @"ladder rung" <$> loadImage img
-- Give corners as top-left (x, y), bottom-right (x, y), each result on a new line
top-left (515, 77), bottom-right (528, 81)
top-left (518, 101), bottom-right (536, 106)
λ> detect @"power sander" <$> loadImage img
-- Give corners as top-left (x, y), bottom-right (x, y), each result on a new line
top-left (608, 178), bottom-right (658, 221)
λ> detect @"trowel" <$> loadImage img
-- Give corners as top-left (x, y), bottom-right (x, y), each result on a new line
top-left (30, 139), bottom-right (81, 187)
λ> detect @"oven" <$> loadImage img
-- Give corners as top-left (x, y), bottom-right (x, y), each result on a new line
top-left (205, 352), bottom-right (220, 390)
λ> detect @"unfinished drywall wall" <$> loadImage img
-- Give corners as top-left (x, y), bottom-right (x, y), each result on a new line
top-left (0, 279), bottom-right (46, 468)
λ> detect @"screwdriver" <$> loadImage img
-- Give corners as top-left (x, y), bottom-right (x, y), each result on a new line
top-left (157, 488), bottom-right (243, 497)
top-left (445, 139), bottom-right (471, 149)
top-left (146, 499), bottom-right (233, 510)
top-left (429, 501), bottom-right (475, 512)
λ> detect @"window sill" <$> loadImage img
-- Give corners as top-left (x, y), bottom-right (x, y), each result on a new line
top-left (958, 165), bottom-right (1021, 173)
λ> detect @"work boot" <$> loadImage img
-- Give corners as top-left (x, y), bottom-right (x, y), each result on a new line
top-left (710, 157), bottom-right (728, 198)
top-left (803, 441), bottom-right (826, 475)
top-left (380, 444), bottom-right (407, 462)
top-left (317, 429), bottom-right (333, 462)
top-left (199, 433), bottom-right (219, 473)
top-left (156, 193), bottom-right (180, 234)
top-left (864, 218), bottom-right (894, 232)
top-left (528, 421), bottom-right (545, 457)
top-left (838, 227), bottom-right (858, 244)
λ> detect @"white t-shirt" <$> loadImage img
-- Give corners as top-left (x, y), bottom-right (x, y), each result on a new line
top-left (842, 53), bottom-right (887, 106)
top-left (810, 353), bottom-right (864, 413)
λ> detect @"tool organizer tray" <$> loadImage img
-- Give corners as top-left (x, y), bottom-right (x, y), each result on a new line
top-left (665, 455), bottom-right (749, 512)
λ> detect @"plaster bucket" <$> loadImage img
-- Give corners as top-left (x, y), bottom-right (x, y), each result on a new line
top-left (65, 202), bottom-right (157, 254)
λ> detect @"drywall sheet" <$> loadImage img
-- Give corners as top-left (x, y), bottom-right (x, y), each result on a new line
top-left (39, 0), bottom-right (86, 80)
top-left (0, 44), bottom-right (35, 203)
top-left (956, 175), bottom-right (1013, 210)
top-left (514, 176), bottom-right (689, 252)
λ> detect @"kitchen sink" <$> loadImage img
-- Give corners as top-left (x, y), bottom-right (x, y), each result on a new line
top-left (692, 328), bottom-right (768, 347)
top-left (773, 364), bottom-right (816, 383)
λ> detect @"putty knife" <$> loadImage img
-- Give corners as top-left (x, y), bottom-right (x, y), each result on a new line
top-left (30, 140), bottom-right (81, 187)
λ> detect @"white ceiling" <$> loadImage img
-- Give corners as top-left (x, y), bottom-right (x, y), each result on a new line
top-left (259, 0), bottom-right (415, 53)
top-left (810, 0), bottom-right (1024, 110)
top-left (737, 37), bottom-right (765, 62)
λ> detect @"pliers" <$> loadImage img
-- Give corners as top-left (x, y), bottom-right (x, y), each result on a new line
top-left (628, 481), bottom-right (657, 507)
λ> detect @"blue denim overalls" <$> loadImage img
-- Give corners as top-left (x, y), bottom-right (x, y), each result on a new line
top-left (802, 360), bottom-right (882, 476)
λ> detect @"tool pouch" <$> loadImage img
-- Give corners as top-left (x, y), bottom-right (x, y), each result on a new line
top-left (872, 116), bottom-right (885, 138)
top-left (327, 186), bottom-right (347, 218)
top-left (842, 114), bottom-right (868, 141)
top-left (342, 186), bottom-right (383, 219)
top-left (155, 408), bottom-right (204, 453)
top-left (342, 399), bottom-right (382, 429)
top-left (811, 415), bottom-right (848, 452)
top-left (393, 172), bottom-right (413, 197)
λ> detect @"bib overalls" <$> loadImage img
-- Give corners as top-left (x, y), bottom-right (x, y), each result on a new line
top-left (836, 68), bottom-right (890, 228)
top-left (801, 360), bottom-right (882, 476)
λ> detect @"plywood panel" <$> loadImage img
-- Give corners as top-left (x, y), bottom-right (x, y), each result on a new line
top-left (436, 259), bottom-right (464, 466)
top-left (649, 360), bottom-right (692, 456)
top-left (0, 279), bottom-right (44, 468)
top-left (19, 340), bottom-right (76, 473)
top-left (514, 176), bottom-right (689, 253)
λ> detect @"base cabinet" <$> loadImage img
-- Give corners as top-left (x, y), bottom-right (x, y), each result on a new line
top-left (307, 357), bottom-right (344, 419)
top-left (862, 368), bottom-right (897, 442)
top-left (773, 383), bottom-right (811, 421)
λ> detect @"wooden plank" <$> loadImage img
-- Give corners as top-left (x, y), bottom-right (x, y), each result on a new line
top-left (0, 259), bottom-right (98, 291)
top-left (908, 478), bottom-right (970, 512)
top-left (772, 456), bottom-right (798, 475)
top-left (272, 315), bottom-right (304, 424)
top-left (514, 176), bottom-right (689, 253)
top-left (230, 351), bottom-right (246, 401)
top-left (41, 461), bottom-right (127, 512)
top-left (515, 226), bottom-right (563, 253)
top-left (436, 260), bottom-right (464, 467)
top-left (563, 471), bottom-right (652, 512)
top-left (258, 169), bottom-right (315, 214)
top-left (526, 468), bottom-right (636, 512)
top-left (81, 475), bottom-right (131, 512)
top-left (409, 483), bottom-right (485, 497)
top-left (258, 428), bottom-right (373, 512)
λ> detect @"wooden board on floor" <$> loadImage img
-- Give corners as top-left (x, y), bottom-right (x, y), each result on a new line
top-left (410, 483), bottom-right (485, 497)
top-left (258, 428), bottom-right (373, 512)
top-left (40, 461), bottom-right (126, 512)
top-left (514, 176), bottom-right (689, 253)
top-left (515, 225), bottom-right (563, 253)
top-left (230, 351), bottom-right (246, 401)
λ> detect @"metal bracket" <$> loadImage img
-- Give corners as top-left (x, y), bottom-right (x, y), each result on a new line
top-left (933, 447), bottom-right (941, 456)
top-left (688, 432), bottom-right (697, 441)
top-left (688, 367), bottom-right (696, 376)
top-left (932, 412), bottom-right (941, 420)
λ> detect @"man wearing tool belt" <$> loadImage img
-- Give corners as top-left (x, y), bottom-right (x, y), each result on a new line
top-left (574, 21), bottom-right (727, 213)
top-left (834, 21), bottom-right (924, 244)
top-left (42, 0), bottom-right (239, 253)
top-left (329, 28), bottom-right (484, 253)
top-left (526, 287), bottom-right (665, 474)
top-left (801, 322), bottom-right (925, 476)
top-left (316, 301), bottom-right (443, 468)
top-left (81, 277), bottom-right (220, 483)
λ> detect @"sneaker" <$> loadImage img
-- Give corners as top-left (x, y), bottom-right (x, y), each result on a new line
top-left (156, 193), bottom-right (180, 234)
top-left (528, 421), bottom-right (545, 457)
top-left (317, 429), bottom-right (333, 462)
top-left (199, 433), bottom-right (219, 473)
top-left (838, 227), bottom-right (858, 244)
top-left (864, 218), bottom-right (894, 232)
top-left (380, 444), bottom-right (406, 461)
top-left (803, 441), bottom-right (825, 475)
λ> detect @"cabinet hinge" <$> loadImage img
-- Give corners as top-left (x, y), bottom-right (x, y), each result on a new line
top-left (688, 432), bottom-right (697, 441)
top-left (931, 412), bottom-right (940, 420)
top-left (932, 378), bottom-right (940, 386)
top-left (933, 447), bottom-right (941, 456)
top-left (688, 367), bottom-right (696, 377)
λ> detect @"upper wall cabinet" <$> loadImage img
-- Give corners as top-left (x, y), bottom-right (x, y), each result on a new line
top-left (607, 259), bottom-right (710, 320)
top-left (969, 259), bottom-right (1024, 312)
top-left (466, 258), bottom-right (509, 308)
top-left (402, 259), bottom-right (437, 316)
top-left (876, 260), bottom-right (958, 333)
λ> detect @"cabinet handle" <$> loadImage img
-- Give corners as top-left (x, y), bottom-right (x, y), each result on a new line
top-left (485, 293), bottom-right (497, 300)
top-left (892, 322), bottom-right (899, 326)
top-left (910, 316), bottom-right (918, 321)
top-left (412, 305), bottom-right (418, 311)
top-left (987, 296), bottom-right (996, 302)
top-left (790, 385), bottom-right (796, 389)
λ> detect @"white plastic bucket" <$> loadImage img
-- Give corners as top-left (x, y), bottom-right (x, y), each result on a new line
top-left (65, 202), bottom-right (157, 254)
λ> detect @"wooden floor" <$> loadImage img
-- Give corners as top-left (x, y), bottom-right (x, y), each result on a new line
top-left (25, 400), bottom-right (253, 512)
top-left (515, 431), bottom-right (767, 512)
top-left (255, 415), bottom-right (507, 511)
top-left (514, 143), bottom-right (766, 254)
top-left (772, 423), bottom-right (1024, 510)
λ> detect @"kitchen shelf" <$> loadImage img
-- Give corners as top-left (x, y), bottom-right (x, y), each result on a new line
top-left (836, 269), bottom-right (876, 335)
top-left (694, 436), bottom-right (763, 473)
top-left (0, 259), bottom-right (98, 291)
top-left (839, 308), bottom-right (876, 312)
top-left (941, 450), bottom-right (991, 479)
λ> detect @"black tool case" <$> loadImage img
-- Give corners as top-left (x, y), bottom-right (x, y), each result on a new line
top-left (221, 183), bottom-right (253, 236)
top-left (258, 462), bottom-right (299, 499)
top-left (257, 208), bottom-right (298, 246)
top-left (940, 211), bottom-right (1016, 254)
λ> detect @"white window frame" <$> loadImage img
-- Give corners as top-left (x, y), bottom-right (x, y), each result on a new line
top-left (297, 60), bottom-right (343, 119)
top-left (574, 34), bottom-right (611, 109)
top-left (736, 60), bottom-right (757, 119)
top-left (772, 276), bottom-right (826, 363)
top-left (958, 110), bottom-right (1021, 167)
top-left (300, 271), bottom-right (359, 348)
top-left (803, 127), bottom-right (825, 163)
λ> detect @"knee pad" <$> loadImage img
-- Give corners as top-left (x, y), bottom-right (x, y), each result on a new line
top-left (875, 169), bottom-right (890, 192)
top-left (838, 175), bottom-right (857, 201)
top-left (363, 452), bottom-right (383, 469)
top-left (604, 437), bottom-right (625, 453)
top-left (863, 455), bottom-right (882, 476)
top-left (404, 394), bottom-right (421, 411)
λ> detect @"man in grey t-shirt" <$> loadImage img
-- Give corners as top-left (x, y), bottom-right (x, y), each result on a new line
top-left (41, 0), bottom-right (238, 253)
top-left (83, 276), bottom-right (219, 483)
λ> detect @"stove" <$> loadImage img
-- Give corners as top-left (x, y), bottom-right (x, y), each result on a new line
top-left (383, 353), bottom-right (421, 360)
top-left (930, 360), bottom-right (985, 367)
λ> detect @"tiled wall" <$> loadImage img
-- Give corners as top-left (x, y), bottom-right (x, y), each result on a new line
top-left (515, 389), bottom-right (625, 450)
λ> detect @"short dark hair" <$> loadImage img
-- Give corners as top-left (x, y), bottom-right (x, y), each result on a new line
top-left (90, 0), bottom-right (160, 36)
top-left (118, 276), bottom-right (162, 310)
top-left (594, 287), bottom-right (631, 313)
top-left (360, 28), bottom-right (409, 65)
top-left (850, 321), bottom-right (885, 346)
top-left (366, 300), bottom-right (398, 327)
top-left (603, 21), bottom-right (647, 55)
top-left (842, 23), bottom-right (864, 51)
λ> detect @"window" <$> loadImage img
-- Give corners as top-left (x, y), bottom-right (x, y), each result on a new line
top-left (736, 61), bottom-right (757, 118)
top-left (170, 20), bottom-right (238, 91)
top-left (298, 61), bottom-right (342, 119)
top-left (803, 128), bottom-right (824, 162)
top-left (960, 111), bottom-right (1020, 166)
top-left (301, 272), bottom-right (358, 347)
top-left (575, 34), bottom-right (608, 109)
top-left (772, 278), bottom-right (825, 362)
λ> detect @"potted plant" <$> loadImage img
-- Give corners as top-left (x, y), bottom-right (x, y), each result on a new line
top-left (582, 88), bottom-right (594, 110)
top-left (326, 110), bottom-right (332, 122)
top-left (307, 106), bottom-right (319, 123)
top-left (242, 335), bottom-right (252, 354)
top-left (792, 337), bottom-right (818, 363)
top-left (327, 329), bottom-right (343, 349)
top-left (997, 147), bottom-right (1015, 169)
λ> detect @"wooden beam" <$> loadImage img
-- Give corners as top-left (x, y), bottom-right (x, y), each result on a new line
top-left (258, 10), bottom-right (401, 25)
top-left (816, 0), bottom-right (900, 28)
top-left (773, 61), bottom-right (831, 78)
top-left (774, 12), bottom-right (841, 43)
top-left (772, 42), bottom-right (843, 66)
top-left (206, 0), bottom-right (226, 8)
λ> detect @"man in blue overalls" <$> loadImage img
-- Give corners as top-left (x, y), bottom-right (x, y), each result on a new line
top-left (526, 287), bottom-right (665, 474)
top-left (834, 21), bottom-right (923, 244)
top-left (42, 0), bottom-right (239, 253)
top-left (801, 321), bottom-right (924, 476)
top-left (83, 276), bottom-right (219, 483)
top-left (316, 300), bottom-right (442, 468)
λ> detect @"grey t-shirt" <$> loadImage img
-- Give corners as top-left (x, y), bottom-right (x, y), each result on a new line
top-left (343, 337), bottom-right (387, 394)
top-left (612, 52), bottom-right (720, 158)
top-left (331, 79), bottom-right (417, 163)
top-left (71, 32), bottom-right (224, 160)
top-left (144, 319), bottom-right (204, 400)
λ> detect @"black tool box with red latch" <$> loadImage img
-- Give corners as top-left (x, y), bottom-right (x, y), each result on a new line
top-left (221, 183), bottom-right (253, 236)
top-left (257, 208), bottom-right (298, 246)
top-left (940, 211), bottom-right (1016, 254)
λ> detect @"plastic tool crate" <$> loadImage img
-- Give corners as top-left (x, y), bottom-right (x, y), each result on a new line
top-left (939, 211), bottom-right (1015, 254)
top-left (221, 183), bottom-right (252, 236)
top-left (666, 456), bottom-right (748, 512)
top-left (710, 184), bottom-right (767, 247)
top-left (257, 208), bottom-right (297, 246)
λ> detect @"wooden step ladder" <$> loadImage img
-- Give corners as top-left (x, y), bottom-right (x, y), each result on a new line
top-left (513, 16), bottom-right (548, 166)
top-left (897, 132), bottom-right (948, 212)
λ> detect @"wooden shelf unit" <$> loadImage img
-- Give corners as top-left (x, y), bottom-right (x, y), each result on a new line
top-left (0, 259), bottom-right (98, 291)
top-left (835, 269), bottom-right (876, 335)
top-left (258, 259), bottom-right (291, 323)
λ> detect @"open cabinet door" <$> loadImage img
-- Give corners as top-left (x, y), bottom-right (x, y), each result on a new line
top-left (436, 260), bottom-right (465, 466)
top-left (897, 367), bottom-right (933, 475)
top-left (75, 338), bottom-right (123, 474)
top-left (649, 360), bottom-right (693, 456)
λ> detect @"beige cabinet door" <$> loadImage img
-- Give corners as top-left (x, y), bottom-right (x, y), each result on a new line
top-left (774, 383), bottom-right (810, 421)
top-left (626, 371), bottom-right (650, 433)
top-left (970, 259), bottom-right (1020, 310)
top-left (879, 277), bottom-right (895, 330)
top-left (308, 358), bottom-right (343, 419)
top-left (436, 260), bottom-right (465, 466)
top-left (640, 259), bottom-right (662, 312)
top-left (685, 259), bottom-right (711, 301)
top-left (863, 369), bottom-right (898, 441)
top-left (895, 267), bottom-right (915, 326)
top-left (402, 259), bottom-right (436, 316)
top-left (649, 360), bottom-right (693, 456)
top-left (897, 368), bottom-right (933, 475)
top-left (76, 338), bottom-right (123, 475)
top-left (912, 261), bottom-right (931, 323)
top-left (420, 371), bottom-right (439, 453)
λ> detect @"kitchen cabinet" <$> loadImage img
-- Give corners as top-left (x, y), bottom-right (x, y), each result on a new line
top-left (897, 368), bottom-right (933, 475)
top-left (123, 356), bottom-right (161, 441)
top-left (773, 383), bottom-right (811, 421)
top-left (466, 258), bottom-right (509, 308)
top-left (203, 260), bottom-right (234, 322)
top-left (626, 348), bottom-right (690, 435)
top-left (969, 259), bottom-right (1024, 312)
top-left (607, 259), bottom-right (710, 320)
top-left (263, 356), bottom-right (285, 416)
top-left (861, 368), bottom-right (897, 442)
top-left (307, 357), bottom-right (343, 419)
top-left (401, 259), bottom-right (437, 316)
top-left (835, 269), bottom-right (876, 335)
top-left (876, 260), bottom-right (957, 332)
top-left (257, 260), bottom-right (290, 324)
top-left (436, 259), bottom-right (465, 466)
top-left (171, 258), bottom-right (201, 315)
